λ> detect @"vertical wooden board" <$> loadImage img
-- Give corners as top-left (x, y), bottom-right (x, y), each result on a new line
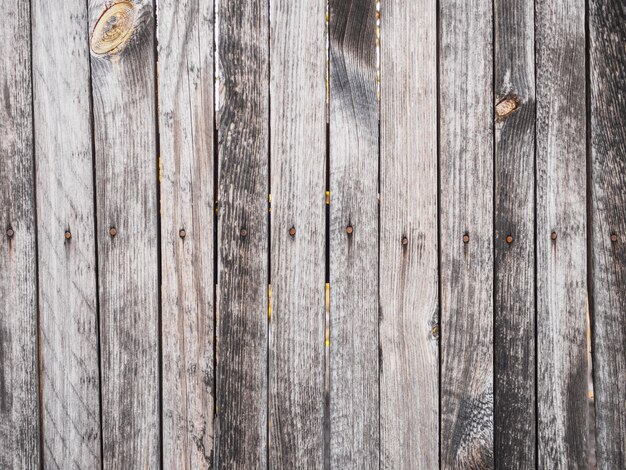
top-left (0, 1), bottom-right (40, 468)
top-left (439, 0), bottom-right (494, 467)
top-left (269, 0), bottom-right (326, 467)
top-left (379, 0), bottom-right (438, 468)
top-left (215, 0), bottom-right (269, 467)
top-left (589, 0), bottom-right (626, 467)
top-left (157, 0), bottom-right (215, 468)
top-left (88, 1), bottom-right (159, 467)
top-left (328, 0), bottom-right (378, 468)
top-left (493, 0), bottom-right (536, 465)
top-left (536, 0), bottom-right (588, 467)
top-left (32, 0), bottom-right (102, 467)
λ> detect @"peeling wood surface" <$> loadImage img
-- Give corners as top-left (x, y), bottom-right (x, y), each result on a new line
top-left (157, 0), bottom-right (215, 468)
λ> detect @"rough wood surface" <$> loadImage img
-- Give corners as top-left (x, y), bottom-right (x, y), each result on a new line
top-left (157, 0), bottom-right (215, 468)
top-left (493, 0), bottom-right (536, 466)
top-left (535, 0), bottom-right (588, 467)
top-left (0, 1), bottom-right (41, 468)
top-left (379, 0), bottom-right (439, 468)
top-left (328, 0), bottom-right (378, 468)
top-left (269, 0), bottom-right (326, 467)
top-left (88, 1), bottom-right (160, 467)
top-left (439, 0), bottom-right (494, 467)
top-left (32, 0), bottom-right (102, 467)
top-left (589, 0), bottom-right (626, 467)
top-left (215, 0), bottom-right (269, 467)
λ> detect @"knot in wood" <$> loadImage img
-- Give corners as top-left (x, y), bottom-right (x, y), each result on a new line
top-left (64, 230), bottom-right (72, 240)
top-left (91, 1), bottom-right (137, 56)
top-left (6, 228), bottom-right (14, 239)
top-left (495, 94), bottom-right (520, 121)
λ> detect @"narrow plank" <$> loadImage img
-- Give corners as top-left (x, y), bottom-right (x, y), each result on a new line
top-left (589, 0), bottom-right (626, 467)
top-left (439, 0), bottom-right (494, 466)
top-left (269, 0), bottom-right (326, 466)
top-left (493, 0), bottom-right (536, 465)
top-left (215, 0), bottom-right (269, 466)
top-left (87, 1), bottom-right (160, 467)
top-left (535, 0), bottom-right (588, 466)
top-left (157, 0), bottom-right (215, 468)
top-left (32, 0), bottom-right (101, 467)
top-left (328, 0), bottom-right (378, 467)
top-left (379, 0), bottom-right (438, 467)
top-left (0, 1), bottom-right (40, 468)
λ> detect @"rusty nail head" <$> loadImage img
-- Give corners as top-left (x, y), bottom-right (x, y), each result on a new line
top-left (346, 225), bottom-right (353, 235)
top-left (610, 233), bottom-right (618, 242)
top-left (179, 229), bottom-right (186, 239)
top-left (289, 227), bottom-right (296, 237)
top-left (506, 235), bottom-right (513, 244)
top-left (109, 227), bottom-right (117, 237)
top-left (401, 236), bottom-right (408, 246)
top-left (240, 228), bottom-right (248, 238)
top-left (6, 228), bottom-right (14, 238)
top-left (551, 231), bottom-right (557, 240)
top-left (65, 230), bottom-right (72, 240)
top-left (463, 233), bottom-right (470, 244)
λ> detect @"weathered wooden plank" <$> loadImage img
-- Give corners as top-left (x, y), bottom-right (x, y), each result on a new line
top-left (32, 0), bottom-right (101, 467)
top-left (493, 0), bottom-right (536, 465)
top-left (536, 0), bottom-right (588, 467)
top-left (0, 1), bottom-right (41, 468)
top-left (328, 0), bottom-right (378, 467)
top-left (157, 0), bottom-right (215, 468)
top-left (379, 0), bottom-right (438, 468)
top-left (269, 0), bottom-right (326, 466)
top-left (439, 0), bottom-right (494, 467)
top-left (87, 1), bottom-right (160, 467)
top-left (589, 0), bottom-right (626, 467)
top-left (215, 0), bottom-right (269, 467)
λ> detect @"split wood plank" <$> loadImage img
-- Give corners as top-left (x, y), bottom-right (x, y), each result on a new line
top-left (536, 0), bottom-right (589, 467)
top-left (157, 0), bottom-right (215, 468)
top-left (88, 1), bottom-right (160, 467)
top-left (32, 0), bottom-right (102, 467)
top-left (379, 0), bottom-right (439, 468)
top-left (493, 0), bottom-right (536, 465)
top-left (269, 0), bottom-right (327, 467)
top-left (328, 0), bottom-right (379, 468)
top-left (215, 0), bottom-right (269, 467)
top-left (439, 0), bottom-right (494, 467)
top-left (589, 0), bottom-right (626, 467)
top-left (0, 1), bottom-right (41, 468)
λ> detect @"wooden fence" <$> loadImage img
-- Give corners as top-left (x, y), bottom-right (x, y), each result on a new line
top-left (0, 0), bottom-right (624, 468)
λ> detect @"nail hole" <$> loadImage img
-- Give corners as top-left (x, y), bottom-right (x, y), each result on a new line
top-left (610, 233), bottom-right (618, 242)
top-left (551, 231), bottom-right (557, 241)
top-left (179, 229), bottom-right (186, 239)
top-left (64, 230), bottom-right (72, 240)
top-left (289, 226), bottom-right (296, 237)
top-left (506, 235), bottom-right (513, 244)
top-left (346, 225), bottom-right (353, 235)
top-left (109, 227), bottom-right (117, 238)
top-left (463, 233), bottom-right (470, 244)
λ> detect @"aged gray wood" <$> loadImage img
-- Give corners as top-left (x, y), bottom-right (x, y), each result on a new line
top-left (439, 0), bottom-right (494, 467)
top-left (88, 1), bottom-right (160, 467)
top-left (328, 0), bottom-right (378, 468)
top-left (215, 0), bottom-right (269, 467)
top-left (157, 0), bottom-right (215, 468)
top-left (493, 0), bottom-right (536, 465)
top-left (589, 0), bottom-right (626, 467)
top-left (269, 0), bottom-right (326, 466)
top-left (32, 0), bottom-right (102, 467)
top-left (379, 0), bottom-right (438, 468)
top-left (536, 0), bottom-right (588, 467)
top-left (0, 1), bottom-right (40, 468)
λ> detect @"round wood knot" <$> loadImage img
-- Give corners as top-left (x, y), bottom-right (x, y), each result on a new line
top-left (179, 229), bottom-right (186, 239)
top-left (551, 231), bottom-right (558, 241)
top-left (109, 226), bottom-right (118, 238)
top-left (288, 227), bottom-right (296, 237)
top-left (463, 233), bottom-right (470, 244)
top-left (6, 228), bottom-right (14, 239)
top-left (506, 235), bottom-right (513, 244)
top-left (64, 230), bottom-right (72, 240)
top-left (495, 94), bottom-right (520, 121)
top-left (91, 1), bottom-right (137, 56)
top-left (345, 225), bottom-right (353, 235)
top-left (610, 233), bottom-right (618, 242)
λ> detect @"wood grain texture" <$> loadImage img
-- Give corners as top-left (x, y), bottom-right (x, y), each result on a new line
top-left (32, 0), bottom-right (102, 467)
top-left (439, 0), bottom-right (494, 467)
top-left (328, 0), bottom-right (378, 468)
top-left (157, 0), bottom-right (215, 468)
top-left (88, 1), bottom-right (160, 467)
top-left (269, 0), bottom-right (326, 466)
top-left (536, 0), bottom-right (588, 467)
top-left (493, 0), bottom-right (536, 465)
top-left (589, 0), bottom-right (626, 467)
top-left (215, 0), bottom-right (269, 467)
top-left (0, 1), bottom-right (41, 468)
top-left (379, 0), bottom-right (438, 468)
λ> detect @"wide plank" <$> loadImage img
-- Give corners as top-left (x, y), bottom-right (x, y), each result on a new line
top-left (589, 0), bottom-right (626, 467)
top-left (157, 0), bottom-right (215, 468)
top-left (88, 1), bottom-right (160, 467)
top-left (269, 0), bottom-right (327, 466)
top-left (493, 0), bottom-right (536, 465)
top-left (0, 1), bottom-right (40, 468)
top-left (536, 0), bottom-right (588, 466)
top-left (439, 0), bottom-right (494, 467)
top-left (215, 0), bottom-right (269, 467)
top-left (379, 0), bottom-right (439, 468)
top-left (32, 0), bottom-right (102, 467)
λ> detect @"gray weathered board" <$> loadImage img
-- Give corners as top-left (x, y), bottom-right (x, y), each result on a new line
top-left (0, 0), bottom-right (624, 468)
